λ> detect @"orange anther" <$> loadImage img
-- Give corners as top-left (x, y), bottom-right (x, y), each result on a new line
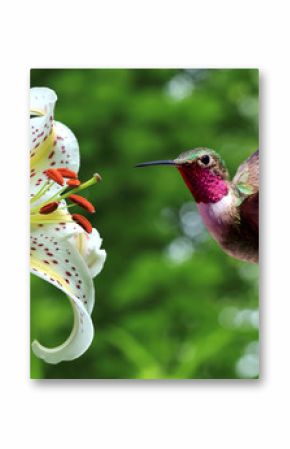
top-left (57, 168), bottom-right (78, 179)
top-left (45, 169), bottom-right (64, 186)
top-left (39, 202), bottom-right (59, 214)
top-left (72, 214), bottom-right (92, 233)
top-left (67, 179), bottom-right (81, 187)
top-left (69, 194), bottom-right (95, 213)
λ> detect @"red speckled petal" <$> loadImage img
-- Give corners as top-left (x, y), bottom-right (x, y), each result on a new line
top-left (30, 121), bottom-right (80, 205)
top-left (30, 226), bottom-right (95, 363)
top-left (70, 228), bottom-right (107, 279)
top-left (30, 88), bottom-right (56, 157)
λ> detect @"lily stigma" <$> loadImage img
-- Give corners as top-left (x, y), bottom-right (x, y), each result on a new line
top-left (30, 87), bottom-right (106, 364)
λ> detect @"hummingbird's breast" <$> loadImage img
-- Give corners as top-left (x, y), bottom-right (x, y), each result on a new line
top-left (197, 190), bottom-right (258, 263)
top-left (197, 191), bottom-right (236, 241)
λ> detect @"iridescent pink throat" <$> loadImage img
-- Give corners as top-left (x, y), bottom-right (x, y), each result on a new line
top-left (178, 165), bottom-right (228, 203)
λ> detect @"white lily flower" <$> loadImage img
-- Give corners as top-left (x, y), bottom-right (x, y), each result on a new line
top-left (30, 87), bottom-right (106, 364)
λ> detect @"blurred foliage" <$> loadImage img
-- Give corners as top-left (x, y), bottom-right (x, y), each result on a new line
top-left (30, 69), bottom-right (259, 379)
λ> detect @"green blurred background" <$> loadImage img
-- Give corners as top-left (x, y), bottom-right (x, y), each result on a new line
top-left (30, 69), bottom-right (259, 379)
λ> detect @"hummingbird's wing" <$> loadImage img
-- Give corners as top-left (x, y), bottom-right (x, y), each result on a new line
top-left (233, 150), bottom-right (259, 232)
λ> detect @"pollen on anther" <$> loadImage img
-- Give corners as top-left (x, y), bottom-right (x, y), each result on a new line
top-left (40, 202), bottom-right (59, 215)
top-left (45, 168), bottom-right (64, 186)
top-left (67, 179), bottom-right (81, 187)
top-left (57, 167), bottom-right (78, 179)
top-left (72, 214), bottom-right (93, 234)
top-left (69, 194), bottom-right (95, 213)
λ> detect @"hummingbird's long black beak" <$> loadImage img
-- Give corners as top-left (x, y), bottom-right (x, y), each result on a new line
top-left (135, 160), bottom-right (176, 168)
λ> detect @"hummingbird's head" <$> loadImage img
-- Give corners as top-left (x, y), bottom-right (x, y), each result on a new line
top-left (136, 147), bottom-right (229, 204)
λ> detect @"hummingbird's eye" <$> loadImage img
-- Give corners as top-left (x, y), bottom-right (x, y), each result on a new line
top-left (200, 155), bottom-right (210, 165)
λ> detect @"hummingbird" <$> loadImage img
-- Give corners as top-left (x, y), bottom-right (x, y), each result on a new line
top-left (136, 148), bottom-right (259, 263)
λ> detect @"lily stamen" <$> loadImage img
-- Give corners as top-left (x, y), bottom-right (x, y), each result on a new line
top-left (72, 214), bottom-right (93, 234)
top-left (69, 194), bottom-right (95, 213)
top-left (67, 179), bottom-right (81, 187)
top-left (45, 168), bottom-right (65, 185)
top-left (30, 180), bottom-right (52, 203)
top-left (57, 167), bottom-right (78, 179)
top-left (60, 173), bottom-right (101, 199)
top-left (39, 202), bottom-right (59, 214)
top-left (31, 172), bottom-right (100, 228)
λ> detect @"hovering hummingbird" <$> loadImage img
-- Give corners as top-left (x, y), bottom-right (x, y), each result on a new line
top-left (136, 148), bottom-right (259, 263)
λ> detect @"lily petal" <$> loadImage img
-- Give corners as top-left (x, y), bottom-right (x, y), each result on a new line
top-left (31, 296), bottom-right (93, 364)
top-left (31, 223), bottom-right (95, 311)
top-left (30, 226), bottom-right (95, 363)
top-left (70, 228), bottom-right (107, 278)
top-left (30, 88), bottom-right (57, 158)
top-left (30, 208), bottom-right (80, 238)
top-left (30, 120), bottom-right (80, 205)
